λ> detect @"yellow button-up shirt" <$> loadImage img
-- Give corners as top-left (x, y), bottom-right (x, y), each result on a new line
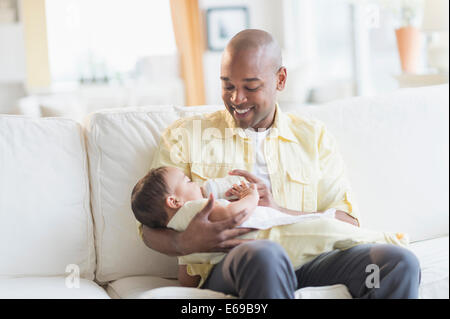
top-left (138, 104), bottom-right (359, 285)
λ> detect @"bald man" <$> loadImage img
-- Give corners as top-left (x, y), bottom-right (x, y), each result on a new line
top-left (139, 29), bottom-right (421, 298)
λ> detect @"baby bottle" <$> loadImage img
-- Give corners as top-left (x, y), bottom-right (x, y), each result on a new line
top-left (203, 175), bottom-right (249, 200)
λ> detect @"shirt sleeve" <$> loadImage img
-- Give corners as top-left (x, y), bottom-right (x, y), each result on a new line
top-left (316, 123), bottom-right (360, 224)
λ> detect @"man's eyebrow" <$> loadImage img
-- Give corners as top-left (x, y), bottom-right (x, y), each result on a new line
top-left (220, 76), bottom-right (261, 82)
top-left (243, 78), bottom-right (261, 82)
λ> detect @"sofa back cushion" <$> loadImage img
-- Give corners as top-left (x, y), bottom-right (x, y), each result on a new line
top-left (85, 106), bottom-right (224, 283)
top-left (293, 84), bottom-right (449, 242)
top-left (0, 116), bottom-right (96, 279)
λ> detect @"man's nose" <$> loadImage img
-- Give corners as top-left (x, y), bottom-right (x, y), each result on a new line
top-left (231, 89), bottom-right (247, 105)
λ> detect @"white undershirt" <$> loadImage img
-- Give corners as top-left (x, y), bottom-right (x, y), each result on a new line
top-left (244, 128), bottom-right (272, 190)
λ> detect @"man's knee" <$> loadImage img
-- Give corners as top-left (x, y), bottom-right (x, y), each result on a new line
top-left (372, 245), bottom-right (421, 283)
top-left (394, 248), bottom-right (421, 282)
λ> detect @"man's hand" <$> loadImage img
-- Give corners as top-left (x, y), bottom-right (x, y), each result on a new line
top-left (226, 169), bottom-right (360, 227)
top-left (229, 181), bottom-right (259, 200)
top-left (226, 169), bottom-right (279, 209)
top-left (176, 193), bottom-right (255, 255)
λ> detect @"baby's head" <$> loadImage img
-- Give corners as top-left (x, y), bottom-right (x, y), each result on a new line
top-left (131, 166), bottom-right (203, 228)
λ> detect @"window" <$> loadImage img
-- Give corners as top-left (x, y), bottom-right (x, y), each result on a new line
top-left (313, 0), bottom-right (354, 82)
top-left (281, 0), bottom-right (356, 104)
top-left (45, 0), bottom-right (177, 84)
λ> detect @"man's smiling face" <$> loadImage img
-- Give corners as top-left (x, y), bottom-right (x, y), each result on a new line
top-left (220, 47), bottom-right (285, 130)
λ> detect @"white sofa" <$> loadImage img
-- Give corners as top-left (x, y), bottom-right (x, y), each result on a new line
top-left (0, 84), bottom-right (448, 299)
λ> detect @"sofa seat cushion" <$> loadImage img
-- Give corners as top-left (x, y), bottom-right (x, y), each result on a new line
top-left (409, 236), bottom-right (449, 299)
top-left (106, 275), bottom-right (351, 299)
top-left (140, 285), bottom-right (352, 299)
top-left (107, 236), bottom-right (448, 299)
top-left (106, 276), bottom-right (182, 299)
top-left (106, 276), bottom-right (236, 299)
top-left (0, 277), bottom-right (109, 299)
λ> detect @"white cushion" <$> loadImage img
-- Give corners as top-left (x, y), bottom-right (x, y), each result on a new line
top-left (106, 275), bottom-right (351, 299)
top-left (84, 106), bottom-right (181, 283)
top-left (141, 287), bottom-right (237, 299)
top-left (292, 85), bottom-right (449, 242)
top-left (409, 236), bottom-right (449, 299)
top-left (294, 285), bottom-right (352, 299)
top-left (0, 277), bottom-right (109, 299)
top-left (106, 276), bottom-right (183, 299)
top-left (0, 115), bottom-right (96, 279)
top-left (142, 285), bottom-right (352, 299)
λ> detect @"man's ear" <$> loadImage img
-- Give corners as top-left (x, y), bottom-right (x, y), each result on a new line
top-left (166, 195), bottom-right (182, 209)
top-left (276, 67), bottom-right (287, 91)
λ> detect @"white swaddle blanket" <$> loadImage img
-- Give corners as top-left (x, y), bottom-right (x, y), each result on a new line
top-left (238, 205), bottom-right (337, 229)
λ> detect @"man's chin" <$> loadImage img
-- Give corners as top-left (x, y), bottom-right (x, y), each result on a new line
top-left (233, 118), bottom-right (252, 129)
top-left (232, 112), bottom-right (254, 128)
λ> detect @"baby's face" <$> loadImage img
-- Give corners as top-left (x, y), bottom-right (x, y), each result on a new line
top-left (165, 167), bottom-right (204, 204)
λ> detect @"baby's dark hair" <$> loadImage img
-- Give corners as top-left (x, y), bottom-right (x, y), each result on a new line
top-left (131, 167), bottom-right (171, 228)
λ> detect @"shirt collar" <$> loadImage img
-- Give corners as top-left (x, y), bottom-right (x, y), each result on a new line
top-left (222, 103), bottom-right (298, 143)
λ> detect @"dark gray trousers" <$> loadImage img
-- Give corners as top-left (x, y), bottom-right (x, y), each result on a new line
top-left (201, 240), bottom-right (421, 299)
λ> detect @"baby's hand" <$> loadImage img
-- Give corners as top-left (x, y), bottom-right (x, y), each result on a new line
top-left (229, 181), bottom-right (258, 199)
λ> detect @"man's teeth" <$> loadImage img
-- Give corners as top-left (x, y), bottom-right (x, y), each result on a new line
top-left (234, 107), bottom-right (253, 114)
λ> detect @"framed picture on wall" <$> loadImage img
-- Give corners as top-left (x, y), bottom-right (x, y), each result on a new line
top-left (206, 7), bottom-right (250, 51)
top-left (0, 0), bottom-right (19, 24)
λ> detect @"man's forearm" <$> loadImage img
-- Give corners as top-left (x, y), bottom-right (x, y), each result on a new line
top-left (142, 225), bottom-right (184, 256)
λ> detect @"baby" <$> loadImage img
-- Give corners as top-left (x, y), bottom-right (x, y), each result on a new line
top-left (131, 166), bottom-right (408, 286)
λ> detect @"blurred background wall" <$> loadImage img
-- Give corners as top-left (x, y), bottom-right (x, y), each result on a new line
top-left (0, 0), bottom-right (448, 120)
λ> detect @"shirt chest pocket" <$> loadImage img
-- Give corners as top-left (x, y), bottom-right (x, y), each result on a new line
top-left (285, 167), bottom-right (317, 212)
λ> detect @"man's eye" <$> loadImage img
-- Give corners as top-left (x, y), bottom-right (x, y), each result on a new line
top-left (246, 87), bottom-right (259, 92)
top-left (225, 86), bottom-right (234, 91)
